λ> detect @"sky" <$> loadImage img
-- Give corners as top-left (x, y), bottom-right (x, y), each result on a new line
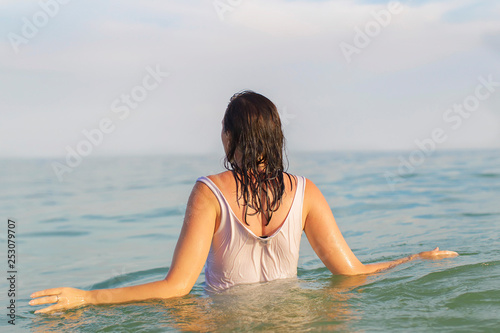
top-left (1, 0), bottom-right (499, 158)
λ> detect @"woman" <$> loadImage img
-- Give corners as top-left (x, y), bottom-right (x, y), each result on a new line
top-left (30, 91), bottom-right (458, 314)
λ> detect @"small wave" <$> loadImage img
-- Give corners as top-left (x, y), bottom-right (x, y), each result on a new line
top-left (125, 184), bottom-right (152, 190)
top-left (40, 217), bottom-right (69, 223)
top-left (475, 173), bottom-right (500, 178)
top-left (399, 173), bottom-right (419, 179)
top-left (127, 233), bottom-right (175, 240)
top-left (140, 207), bottom-right (183, 219)
top-left (23, 192), bottom-right (48, 199)
top-left (81, 214), bottom-right (116, 221)
top-left (461, 212), bottom-right (500, 217)
top-left (88, 266), bottom-right (167, 289)
top-left (343, 230), bottom-right (366, 237)
top-left (117, 217), bottom-right (137, 222)
top-left (81, 207), bottom-right (183, 223)
top-left (415, 212), bottom-right (500, 219)
top-left (446, 289), bottom-right (500, 309)
top-left (297, 266), bottom-right (330, 281)
top-left (414, 214), bottom-right (447, 219)
top-left (116, 207), bottom-right (183, 222)
top-left (23, 230), bottom-right (90, 237)
top-left (412, 261), bottom-right (499, 285)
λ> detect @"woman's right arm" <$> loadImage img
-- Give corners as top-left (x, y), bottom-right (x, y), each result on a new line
top-left (302, 179), bottom-right (458, 276)
top-left (88, 180), bottom-right (218, 303)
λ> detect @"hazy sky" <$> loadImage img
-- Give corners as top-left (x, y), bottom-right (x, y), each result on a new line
top-left (1, 0), bottom-right (499, 157)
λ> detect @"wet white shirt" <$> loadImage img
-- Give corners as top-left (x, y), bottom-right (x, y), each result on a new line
top-left (197, 175), bottom-right (306, 292)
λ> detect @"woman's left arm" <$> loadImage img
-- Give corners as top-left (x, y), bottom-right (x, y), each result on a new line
top-left (30, 181), bottom-right (218, 314)
top-left (303, 178), bottom-right (458, 276)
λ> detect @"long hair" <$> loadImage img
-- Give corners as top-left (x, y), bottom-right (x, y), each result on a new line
top-left (223, 90), bottom-right (291, 226)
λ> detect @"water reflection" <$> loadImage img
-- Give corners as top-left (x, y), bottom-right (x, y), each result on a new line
top-left (163, 275), bottom-right (369, 332)
top-left (28, 275), bottom-right (369, 332)
top-left (30, 307), bottom-right (88, 332)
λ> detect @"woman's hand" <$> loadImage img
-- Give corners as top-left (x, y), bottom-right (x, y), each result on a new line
top-left (418, 247), bottom-right (458, 259)
top-left (29, 287), bottom-right (89, 314)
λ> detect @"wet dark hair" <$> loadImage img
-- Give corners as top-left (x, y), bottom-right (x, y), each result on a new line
top-left (223, 90), bottom-right (291, 226)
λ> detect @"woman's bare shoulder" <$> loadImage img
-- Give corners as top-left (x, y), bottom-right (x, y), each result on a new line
top-left (301, 177), bottom-right (320, 192)
top-left (205, 171), bottom-right (233, 184)
top-left (302, 177), bottom-right (328, 212)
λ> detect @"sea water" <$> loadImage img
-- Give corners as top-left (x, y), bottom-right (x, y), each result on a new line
top-left (0, 150), bottom-right (499, 332)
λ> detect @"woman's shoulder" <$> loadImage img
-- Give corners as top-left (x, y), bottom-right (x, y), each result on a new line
top-left (196, 171), bottom-right (234, 191)
top-left (203, 171), bottom-right (232, 183)
top-left (284, 173), bottom-right (313, 187)
top-left (300, 177), bottom-right (328, 215)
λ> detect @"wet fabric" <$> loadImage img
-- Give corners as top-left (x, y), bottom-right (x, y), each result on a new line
top-left (197, 175), bottom-right (306, 292)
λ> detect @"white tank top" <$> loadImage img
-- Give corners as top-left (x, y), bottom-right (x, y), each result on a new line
top-left (197, 175), bottom-right (306, 292)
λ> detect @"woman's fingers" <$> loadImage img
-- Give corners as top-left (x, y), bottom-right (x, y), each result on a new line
top-left (30, 288), bottom-right (62, 309)
top-left (419, 248), bottom-right (459, 259)
top-left (30, 291), bottom-right (62, 314)
top-left (34, 304), bottom-right (63, 314)
top-left (438, 250), bottom-right (458, 257)
top-left (431, 248), bottom-right (458, 257)
top-left (30, 288), bottom-right (62, 299)
top-left (29, 295), bottom-right (59, 306)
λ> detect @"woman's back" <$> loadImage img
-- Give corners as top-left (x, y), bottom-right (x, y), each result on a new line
top-left (206, 171), bottom-right (302, 237)
top-left (199, 171), bottom-right (306, 291)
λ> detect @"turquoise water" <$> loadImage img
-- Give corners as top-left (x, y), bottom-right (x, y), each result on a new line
top-left (1, 150), bottom-right (499, 332)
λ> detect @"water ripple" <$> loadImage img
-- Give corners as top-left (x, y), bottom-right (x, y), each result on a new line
top-left (81, 207), bottom-right (183, 223)
top-left (88, 266), bottom-right (167, 289)
top-left (24, 230), bottom-right (90, 237)
top-left (474, 173), bottom-right (500, 178)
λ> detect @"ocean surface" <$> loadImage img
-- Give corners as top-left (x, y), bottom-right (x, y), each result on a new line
top-left (1, 150), bottom-right (499, 332)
